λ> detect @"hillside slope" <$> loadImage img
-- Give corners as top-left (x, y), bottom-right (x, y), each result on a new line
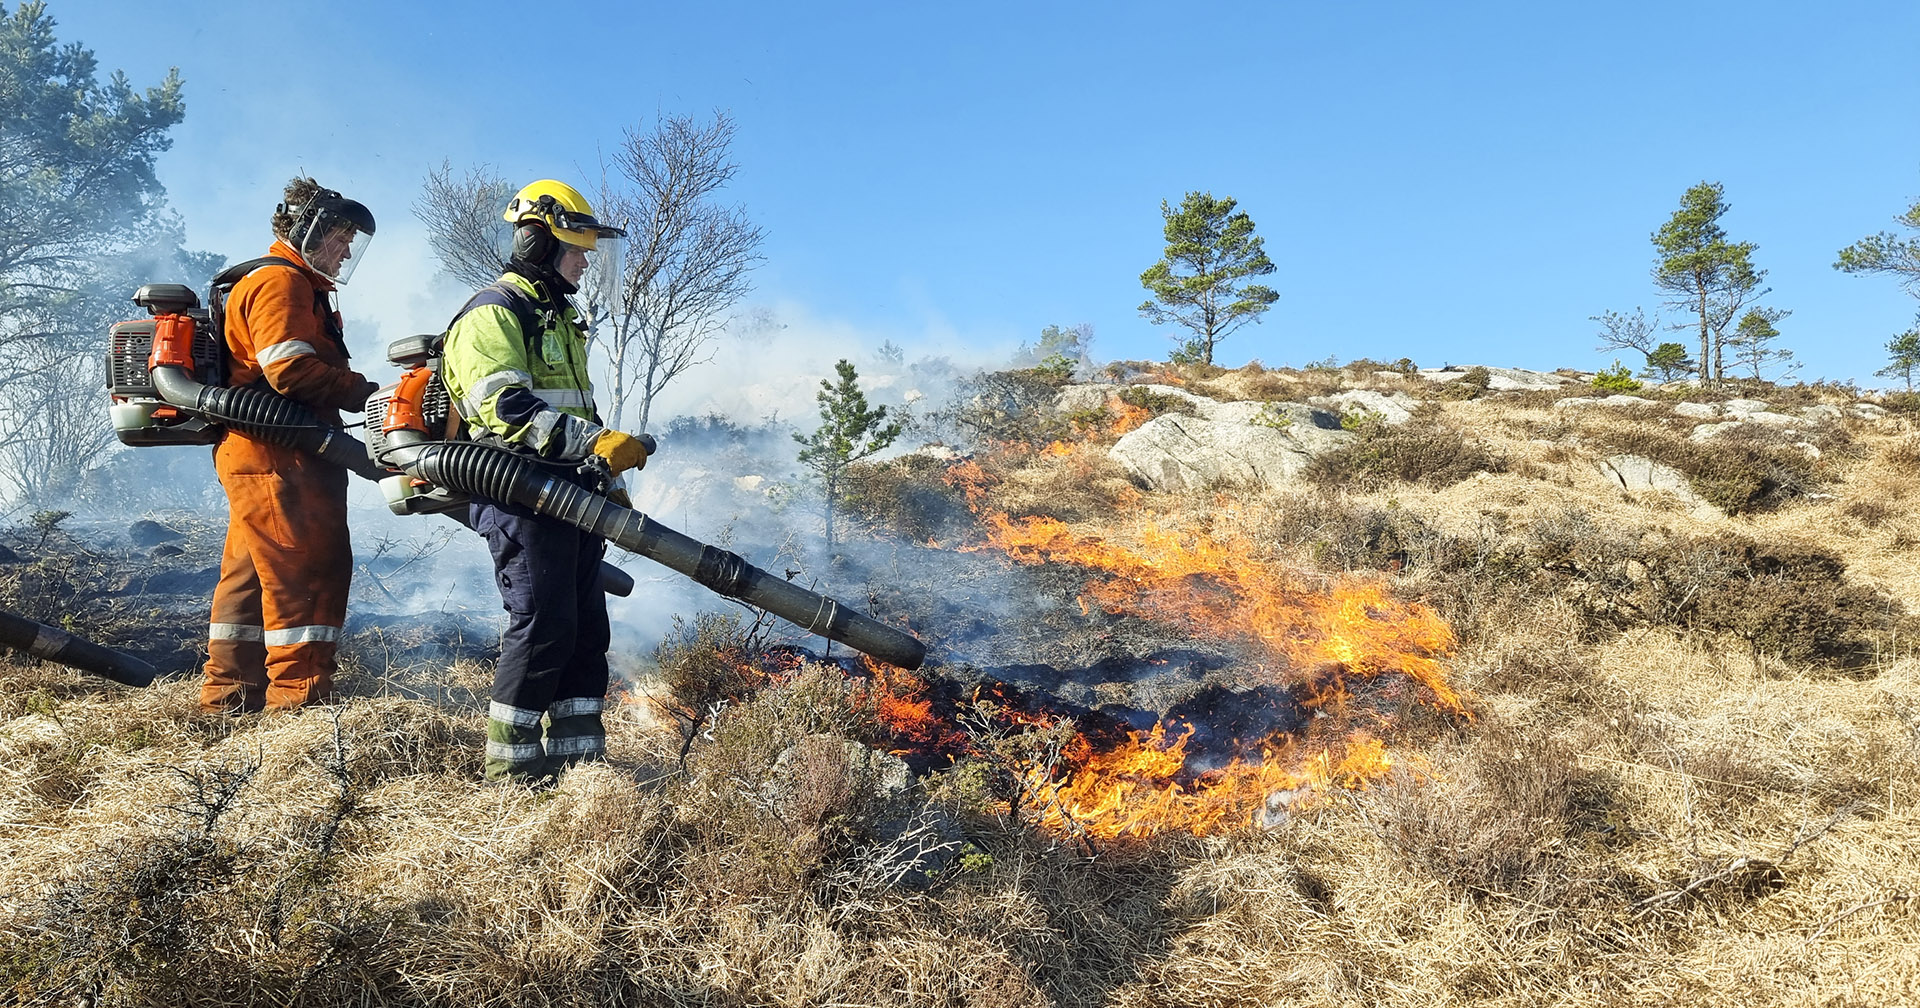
top-left (3, 360), bottom-right (1918, 1007)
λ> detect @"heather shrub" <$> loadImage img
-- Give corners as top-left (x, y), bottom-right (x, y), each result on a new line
top-left (1365, 721), bottom-right (1596, 897)
top-left (1682, 539), bottom-right (1899, 668)
top-left (682, 665), bottom-right (901, 893)
top-left (1304, 404), bottom-right (1507, 491)
top-left (653, 611), bottom-right (773, 740)
top-left (1515, 513), bottom-right (1903, 669)
top-left (1843, 498), bottom-right (1893, 527)
top-left (1252, 494), bottom-right (1459, 576)
top-left (841, 453), bottom-right (975, 541)
top-left (992, 446), bottom-right (1143, 523)
top-left (1432, 365), bottom-right (1493, 400)
top-left (1879, 390), bottom-right (1920, 414)
top-left (1116, 384), bottom-right (1196, 418)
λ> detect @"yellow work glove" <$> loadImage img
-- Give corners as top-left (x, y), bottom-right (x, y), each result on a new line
top-left (591, 429), bottom-right (650, 476)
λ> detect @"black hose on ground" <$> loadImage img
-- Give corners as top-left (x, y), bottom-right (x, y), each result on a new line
top-left (0, 608), bottom-right (157, 687)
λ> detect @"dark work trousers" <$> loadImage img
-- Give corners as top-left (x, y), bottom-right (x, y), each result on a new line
top-left (472, 495), bottom-right (612, 781)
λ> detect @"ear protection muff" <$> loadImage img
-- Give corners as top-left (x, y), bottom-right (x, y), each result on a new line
top-left (278, 188), bottom-right (347, 237)
top-left (512, 221), bottom-right (556, 268)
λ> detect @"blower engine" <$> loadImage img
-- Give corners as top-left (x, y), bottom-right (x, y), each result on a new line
top-left (107, 284), bottom-right (227, 446)
top-left (367, 341), bottom-right (927, 670)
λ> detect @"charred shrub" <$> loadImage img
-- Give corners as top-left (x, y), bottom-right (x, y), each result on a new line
top-left (841, 453), bottom-right (975, 542)
top-left (1305, 404), bottom-right (1508, 491)
top-left (0, 528), bottom-right (206, 671)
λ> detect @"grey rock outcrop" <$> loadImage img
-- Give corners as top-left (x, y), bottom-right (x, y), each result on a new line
top-left (1109, 403), bottom-right (1352, 492)
top-left (1309, 389), bottom-right (1419, 425)
top-left (1733, 410), bottom-right (1804, 427)
top-left (1416, 366), bottom-right (1574, 392)
top-left (1688, 421), bottom-right (1746, 443)
top-left (1553, 395), bottom-right (1659, 411)
top-left (1598, 454), bottom-right (1713, 513)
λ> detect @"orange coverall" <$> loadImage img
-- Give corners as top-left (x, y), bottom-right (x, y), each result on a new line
top-left (200, 239), bottom-right (373, 712)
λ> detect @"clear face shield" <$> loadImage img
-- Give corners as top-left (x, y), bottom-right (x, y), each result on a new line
top-left (562, 228), bottom-right (626, 325)
top-left (293, 200), bottom-right (375, 284)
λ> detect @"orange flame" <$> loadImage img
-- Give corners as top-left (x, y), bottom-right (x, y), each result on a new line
top-left (931, 457), bottom-right (1468, 837)
top-left (979, 513), bottom-right (1460, 714)
top-left (1108, 396), bottom-right (1151, 436)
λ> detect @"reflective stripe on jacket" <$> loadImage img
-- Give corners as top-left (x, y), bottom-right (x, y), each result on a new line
top-left (440, 271), bottom-right (603, 458)
top-left (222, 239), bottom-right (369, 423)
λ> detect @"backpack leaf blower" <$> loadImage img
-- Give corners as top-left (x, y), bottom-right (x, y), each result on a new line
top-left (106, 282), bottom-right (635, 598)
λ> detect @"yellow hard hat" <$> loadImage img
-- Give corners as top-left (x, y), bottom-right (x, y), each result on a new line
top-left (503, 179), bottom-right (625, 251)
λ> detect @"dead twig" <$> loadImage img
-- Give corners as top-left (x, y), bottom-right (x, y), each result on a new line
top-left (1808, 892), bottom-right (1917, 942)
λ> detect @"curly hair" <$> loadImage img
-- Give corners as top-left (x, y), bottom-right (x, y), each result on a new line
top-left (270, 177), bottom-right (326, 240)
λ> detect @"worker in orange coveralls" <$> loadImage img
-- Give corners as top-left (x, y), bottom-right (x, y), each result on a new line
top-left (199, 177), bottom-right (379, 713)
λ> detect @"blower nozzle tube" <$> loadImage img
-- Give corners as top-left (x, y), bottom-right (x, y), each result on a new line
top-left (153, 366), bottom-right (386, 480)
top-left (0, 609), bottom-right (157, 687)
top-left (384, 433), bottom-right (927, 670)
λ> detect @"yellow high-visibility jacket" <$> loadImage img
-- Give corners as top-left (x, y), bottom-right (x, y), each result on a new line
top-left (440, 271), bottom-right (603, 458)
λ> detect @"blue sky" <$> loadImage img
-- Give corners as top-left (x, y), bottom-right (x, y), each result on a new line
top-left (45, 0), bottom-right (1920, 389)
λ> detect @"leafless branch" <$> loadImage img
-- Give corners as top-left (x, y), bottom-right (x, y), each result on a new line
top-left (412, 161), bottom-right (515, 290)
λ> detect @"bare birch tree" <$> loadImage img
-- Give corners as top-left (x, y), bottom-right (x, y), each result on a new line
top-left (411, 161), bottom-right (515, 290)
top-left (596, 112), bottom-right (764, 432)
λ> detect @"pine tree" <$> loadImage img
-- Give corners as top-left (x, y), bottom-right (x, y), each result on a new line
top-left (1876, 321), bottom-right (1920, 391)
top-left (794, 359), bottom-right (903, 548)
top-left (1640, 342), bottom-right (1695, 383)
top-left (1651, 182), bottom-right (1765, 387)
top-left (1836, 196), bottom-right (1920, 295)
top-left (1138, 192), bottom-right (1278, 365)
